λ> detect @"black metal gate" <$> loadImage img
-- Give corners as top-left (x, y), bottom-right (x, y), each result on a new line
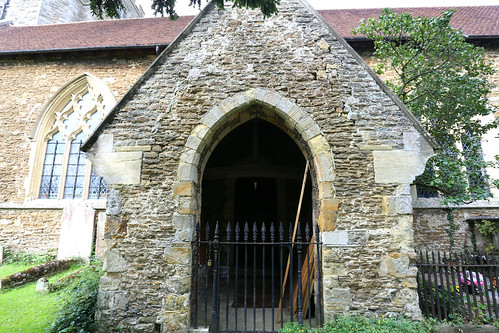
top-left (192, 221), bottom-right (323, 332)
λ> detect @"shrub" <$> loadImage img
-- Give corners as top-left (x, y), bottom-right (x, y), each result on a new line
top-left (47, 261), bottom-right (103, 333)
top-left (279, 321), bottom-right (313, 333)
top-left (278, 316), bottom-right (432, 333)
top-left (3, 249), bottom-right (55, 265)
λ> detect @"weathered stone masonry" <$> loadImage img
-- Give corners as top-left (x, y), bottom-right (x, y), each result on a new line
top-left (0, 51), bottom-right (155, 253)
top-left (85, 1), bottom-right (435, 331)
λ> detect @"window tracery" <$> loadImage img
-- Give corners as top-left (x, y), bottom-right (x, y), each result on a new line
top-left (29, 74), bottom-right (114, 200)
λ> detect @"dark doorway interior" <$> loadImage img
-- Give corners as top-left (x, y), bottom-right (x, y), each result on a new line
top-left (202, 117), bottom-right (312, 228)
top-left (235, 177), bottom-right (278, 223)
top-left (196, 115), bottom-right (317, 331)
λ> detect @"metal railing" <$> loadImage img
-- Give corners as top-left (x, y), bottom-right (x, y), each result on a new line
top-left (416, 251), bottom-right (499, 321)
top-left (192, 221), bottom-right (323, 333)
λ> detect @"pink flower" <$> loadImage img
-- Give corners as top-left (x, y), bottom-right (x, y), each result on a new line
top-left (460, 270), bottom-right (485, 287)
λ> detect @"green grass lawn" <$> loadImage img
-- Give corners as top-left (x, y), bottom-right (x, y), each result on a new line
top-left (0, 263), bottom-right (83, 332)
top-left (0, 263), bottom-right (38, 278)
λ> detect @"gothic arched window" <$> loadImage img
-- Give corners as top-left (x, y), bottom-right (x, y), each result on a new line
top-left (29, 74), bottom-right (115, 200)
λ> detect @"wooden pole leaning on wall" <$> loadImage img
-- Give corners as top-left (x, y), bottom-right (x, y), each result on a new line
top-left (276, 160), bottom-right (309, 323)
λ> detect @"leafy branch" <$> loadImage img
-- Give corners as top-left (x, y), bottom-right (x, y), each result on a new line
top-left (90, 0), bottom-right (281, 19)
top-left (354, 8), bottom-right (497, 206)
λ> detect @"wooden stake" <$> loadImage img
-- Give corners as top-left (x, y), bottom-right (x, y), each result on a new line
top-left (293, 239), bottom-right (315, 317)
top-left (276, 160), bottom-right (309, 323)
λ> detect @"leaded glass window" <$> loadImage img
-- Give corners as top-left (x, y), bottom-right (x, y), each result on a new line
top-left (37, 82), bottom-right (109, 200)
top-left (89, 168), bottom-right (108, 199)
top-left (63, 132), bottom-right (88, 199)
top-left (39, 132), bottom-right (65, 199)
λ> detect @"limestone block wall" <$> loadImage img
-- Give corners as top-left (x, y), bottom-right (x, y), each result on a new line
top-left (0, 51), bottom-right (155, 253)
top-left (88, 1), bottom-right (433, 331)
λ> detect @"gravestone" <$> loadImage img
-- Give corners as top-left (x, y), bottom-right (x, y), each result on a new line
top-left (36, 277), bottom-right (49, 293)
top-left (57, 202), bottom-right (96, 259)
top-left (94, 212), bottom-right (107, 257)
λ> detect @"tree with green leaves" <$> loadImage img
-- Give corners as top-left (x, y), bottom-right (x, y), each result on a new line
top-left (90, 0), bottom-right (280, 19)
top-left (354, 8), bottom-right (498, 205)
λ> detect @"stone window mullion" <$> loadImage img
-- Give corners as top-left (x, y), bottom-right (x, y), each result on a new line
top-left (82, 161), bottom-right (93, 199)
top-left (57, 140), bottom-right (72, 199)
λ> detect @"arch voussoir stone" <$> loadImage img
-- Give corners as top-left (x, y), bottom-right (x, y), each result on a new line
top-left (178, 88), bottom-right (337, 193)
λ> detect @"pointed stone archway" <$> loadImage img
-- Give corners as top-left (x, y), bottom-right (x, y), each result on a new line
top-left (174, 87), bottom-right (337, 220)
top-left (172, 88), bottom-right (340, 327)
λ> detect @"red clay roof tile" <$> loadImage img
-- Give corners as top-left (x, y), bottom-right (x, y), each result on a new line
top-left (0, 6), bottom-right (497, 54)
top-left (321, 6), bottom-right (499, 38)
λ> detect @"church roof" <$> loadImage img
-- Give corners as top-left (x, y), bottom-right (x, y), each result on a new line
top-left (0, 5), bottom-right (497, 54)
top-left (322, 6), bottom-right (499, 39)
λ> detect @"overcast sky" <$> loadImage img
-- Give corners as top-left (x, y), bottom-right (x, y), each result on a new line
top-left (136, 0), bottom-right (498, 16)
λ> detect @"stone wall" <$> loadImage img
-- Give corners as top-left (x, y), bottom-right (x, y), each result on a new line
top-left (2, 0), bottom-right (42, 25)
top-left (414, 200), bottom-right (499, 252)
top-left (483, 46), bottom-right (499, 112)
top-left (0, 51), bottom-right (154, 203)
top-left (89, 1), bottom-right (433, 331)
top-left (0, 51), bottom-right (155, 254)
top-left (0, 209), bottom-right (61, 254)
top-left (3, 0), bottom-right (143, 25)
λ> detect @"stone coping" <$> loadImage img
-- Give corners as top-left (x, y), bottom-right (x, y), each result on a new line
top-left (0, 199), bottom-right (106, 210)
top-left (413, 198), bottom-right (499, 209)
